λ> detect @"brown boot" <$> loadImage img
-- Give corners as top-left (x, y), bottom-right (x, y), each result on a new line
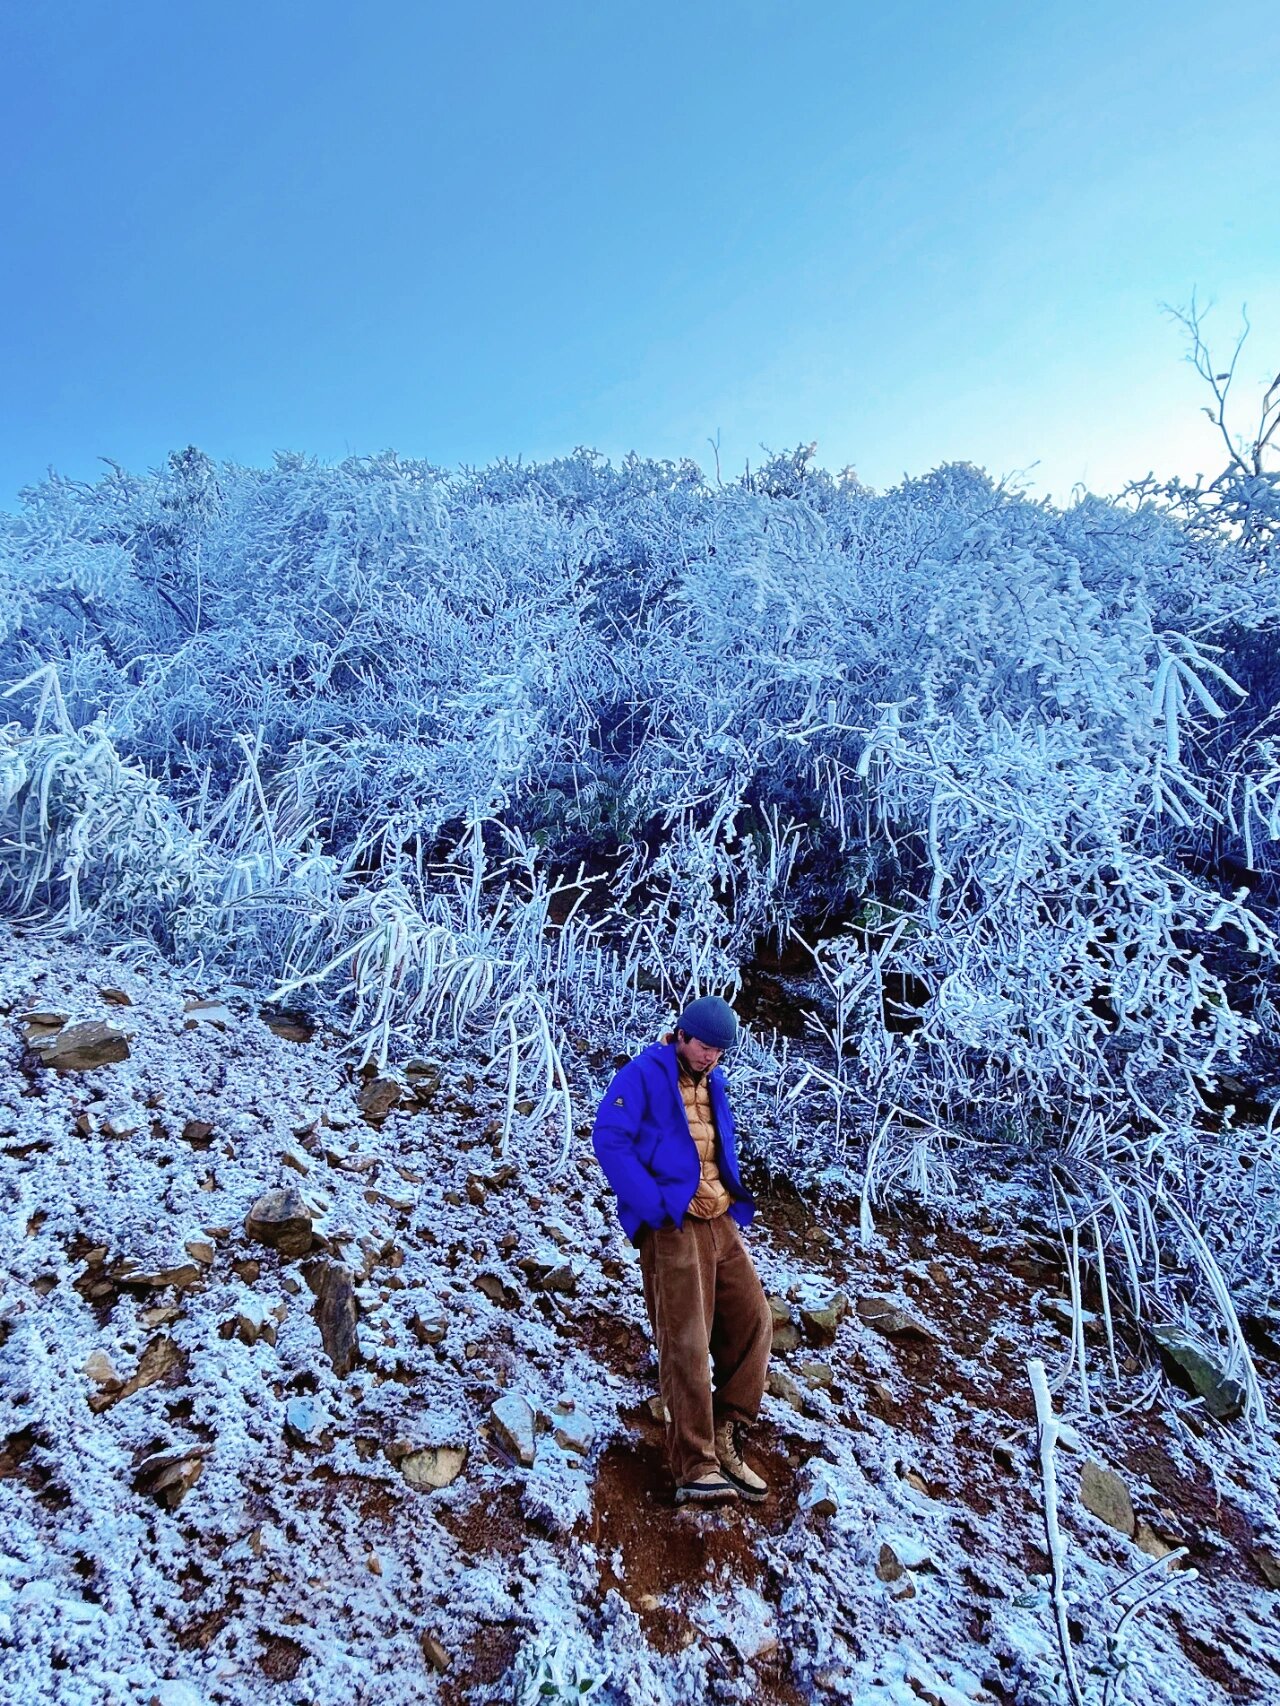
top-left (714, 1420), bottom-right (768, 1501)
top-left (674, 1470), bottom-right (739, 1507)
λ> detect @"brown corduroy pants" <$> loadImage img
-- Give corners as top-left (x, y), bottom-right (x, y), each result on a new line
top-left (638, 1214), bottom-right (773, 1486)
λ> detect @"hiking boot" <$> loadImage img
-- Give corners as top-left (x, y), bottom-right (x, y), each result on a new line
top-left (674, 1470), bottom-right (739, 1507)
top-left (714, 1420), bottom-right (768, 1501)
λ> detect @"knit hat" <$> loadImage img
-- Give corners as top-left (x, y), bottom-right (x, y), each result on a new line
top-left (676, 995), bottom-right (739, 1051)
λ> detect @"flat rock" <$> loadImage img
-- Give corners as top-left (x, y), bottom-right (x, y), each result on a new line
top-left (183, 998), bottom-right (234, 1028)
top-left (400, 1445), bottom-right (468, 1489)
top-left (490, 1394), bottom-right (536, 1466)
top-left (31, 1019), bottom-right (131, 1072)
top-left (133, 1445), bottom-right (205, 1508)
top-left (856, 1294), bottom-right (935, 1340)
top-left (245, 1185), bottom-right (313, 1260)
top-left (1080, 1461), bottom-right (1135, 1536)
top-left (1150, 1324), bottom-right (1247, 1420)
top-left (356, 1076), bottom-right (402, 1122)
top-left (799, 1460), bottom-right (841, 1517)
top-left (767, 1369), bottom-right (806, 1412)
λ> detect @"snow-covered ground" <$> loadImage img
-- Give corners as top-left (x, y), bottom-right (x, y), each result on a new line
top-left (2, 920), bottom-right (1278, 1706)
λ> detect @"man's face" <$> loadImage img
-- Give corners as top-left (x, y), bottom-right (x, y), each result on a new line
top-left (676, 1029), bottom-right (724, 1076)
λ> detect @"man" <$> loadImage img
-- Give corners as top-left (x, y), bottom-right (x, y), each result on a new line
top-left (591, 995), bottom-right (773, 1506)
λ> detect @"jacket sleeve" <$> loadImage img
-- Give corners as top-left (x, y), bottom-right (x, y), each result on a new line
top-left (591, 1062), bottom-right (669, 1227)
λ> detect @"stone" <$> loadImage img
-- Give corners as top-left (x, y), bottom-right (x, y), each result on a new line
top-left (553, 1411), bottom-right (595, 1456)
top-left (305, 1258), bottom-right (361, 1377)
top-left (1253, 1548), bottom-right (1280, 1589)
top-left (114, 1262), bottom-right (203, 1291)
top-left (400, 1445), bottom-right (467, 1490)
top-left (284, 1397), bottom-right (320, 1448)
top-left (281, 1144), bottom-right (311, 1175)
top-left (420, 1632), bottom-right (451, 1672)
top-left (801, 1292), bottom-right (850, 1344)
top-left (409, 1311), bottom-right (448, 1347)
top-left (1135, 1520), bottom-right (1179, 1562)
top-left (798, 1361), bottom-right (836, 1389)
top-left (18, 1010), bottom-right (68, 1039)
top-left (1080, 1461), bottom-right (1135, 1536)
top-left (856, 1294), bottom-right (935, 1340)
top-left (645, 1393), bottom-right (668, 1423)
top-left (91, 1336), bottom-right (185, 1412)
top-left (84, 1349), bottom-right (119, 1385)
top-left (183, 998), bottom-right (234, 1028)
top-left (767, 1370), bottom-right (806, 1412)
top-left (798, 1460), bottom-right (841, 1517)
top-left (98, 987), bottom-right (133, 1006)
top-left (876, 1543), bottom-right (905, 1581)
top-left (260, 1008), bottom-right (315, 1043)
top-left (475, 1272), bottom-right (519, 1309)
top-left (490, 1394), bottom-right (537, 1466)
top-left (185, 1240), bottom-right (215, 1266)
top-left (101, 1106), bottom-right (145, 1139)
top-left (356, 1077), bottom-right (402, 1123)
top-left (1150, 1324), bottom-right (1247, 1420)
top-left (245, 1186), bottom-right (313, 1260)
top-left (31, 1020), bottom-right (131, 1072)
top-left (181, 1118), bottom-right (215, 1147)
top-left (133, 1445), bottom-right (205, 1508)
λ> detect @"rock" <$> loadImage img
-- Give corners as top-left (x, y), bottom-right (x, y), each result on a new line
top-left (113, 1259), bottom-right (204, 1291)
top-left (284, 1397), bottom-right (320, 1448)
top-left (855, 1295), bottom-right (935, 1340)
top-left (181, 1119), bottom-right (215, 1147)
top-left (535, 1263), bottom-right (577, 1296)
top-left (552, 1411), bottom-right (595, 1456)
top-left (1080, 1461), bottom-right (1135, 1536)
top-left (84, 1349), bottom-right (119, 1385)
top-left (183, 998), bottom-right (234, 1029)
top-left (281, 1144), bottom-right (311, 1176)
top-left (91, 1336), bottom-right (185, 1411)
top-left (1150, 1324), bottom-right (1247, 1420)
top-left (140, 1304), bottom-right (182, 1327)
top-left (356, 1077), bottom-right (402, 1123)
top-left (409, 1311), bottom-right (448, 1347)
top-left (400, 1445), bottom-right (468, 1490)
top-left (149, 1683), bottom-right (207, 1706)
top-left (305, 1258), bottom-right (361, 1377)
top-left (475, 1272), bottom-right (520, 1309)
top-left (133, 1445), bottom-right (205, 1508)
top-left (877, 1543), bottom-right (905, 1581)
top-left (101, 1105), bottom-right (145, 1139)
top-left (1254, 1548), bottom-right (1280, 1589)
top-left (220, 1296), bottom-right (273, 1347)
top-left (645, 1393), bottom-right (668, 1423)
top-left (798, 1460), bottom-right (841, 1517)
top-left (1135, 1520), bottom-right (1179, 1562)
top-left (18, 1010), bottom-right (68, 1039)
top-left (185, 1240), bottom-right (215, 1267)
top-left (31, 1020), bottom-right (131, 1072)
top-left (767, 1370), bottom-right (806, 1412)
top-left (490, 1394), bottom-right (536, 1466)
top-left (244, 1186), bottom-right (313, 1260)
top-left (420, 1632), bottom-right (451, 1673)
top-left (260, 1008), bottom-right (315, 1043)
top-left (98, 987), bottom-right (133, 1007)
top-left (798, 1361), bottom-right (836, 1389)
top-left (801, 1292), bottom-right (850, 1344)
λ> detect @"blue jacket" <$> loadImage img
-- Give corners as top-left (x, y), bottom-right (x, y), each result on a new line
top-left (591, 1039), bottom-right (756, 1245)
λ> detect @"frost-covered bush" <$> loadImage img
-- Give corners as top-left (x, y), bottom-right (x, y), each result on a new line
top-left (2, 359), bottom-right (1279, 1415)
top-left (508, 1628), bottom-right (610, 1703)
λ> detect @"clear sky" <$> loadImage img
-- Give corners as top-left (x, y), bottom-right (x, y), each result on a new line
top-left (3, 1), bottom-right (1278, 507)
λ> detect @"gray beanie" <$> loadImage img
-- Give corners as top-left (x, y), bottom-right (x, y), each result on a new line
top-left (676, 995), bottom-right (739, 1050)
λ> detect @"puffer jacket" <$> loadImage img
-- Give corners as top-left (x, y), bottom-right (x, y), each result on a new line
top-left (591, 1039), bottom-right (755, 1245)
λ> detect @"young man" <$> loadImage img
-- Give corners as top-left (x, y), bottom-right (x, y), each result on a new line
top-left (591, 996), bottom-right (773, 1506)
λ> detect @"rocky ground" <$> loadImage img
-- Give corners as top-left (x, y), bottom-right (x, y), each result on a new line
top-left (2, 918), bottom-right (1279, 1706)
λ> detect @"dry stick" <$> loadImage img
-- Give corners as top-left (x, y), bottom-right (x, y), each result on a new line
top-left (1027, 1357), bottom-right (1086, 1706)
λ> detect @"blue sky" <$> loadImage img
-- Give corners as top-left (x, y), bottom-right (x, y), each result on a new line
top-left (2, 1), bottom-right (1277, 506)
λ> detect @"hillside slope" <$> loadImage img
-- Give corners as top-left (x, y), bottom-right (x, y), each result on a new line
top-left (2, 921), bottom-right (1278, 1706)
